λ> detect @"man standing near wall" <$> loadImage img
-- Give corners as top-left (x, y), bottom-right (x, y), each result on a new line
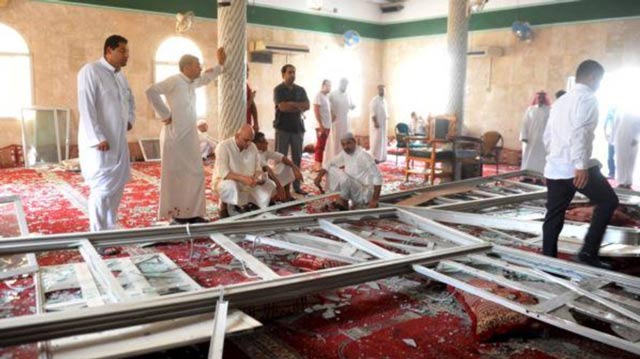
top-left (327, 78), bottom-right (355, 163)
top-left (369, 84), bottom-right (388, 163)
top-left (145, 48), bottom-right (226, 224)
top-left (77, 35), bottom-right (135, 232)
top-left (542, 60), bottom-right (618, 269)
top-left (313, 79), bottom-right (332, 171)
top-left (273, 64), bottom-right (310, 195)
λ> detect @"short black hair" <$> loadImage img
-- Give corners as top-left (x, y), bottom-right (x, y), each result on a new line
top-left (321, 79), bottom-right (330, 86)
top-left (575, 60), bottom-right (604, 80)
top-left (281, 64), bottom-right (295, 75)
top-left (555, 90), bottom-right (567, 99)
top-left (253, 131), bottom-right (267, 143)
top-left (104, 35), bottom-right (128, 56)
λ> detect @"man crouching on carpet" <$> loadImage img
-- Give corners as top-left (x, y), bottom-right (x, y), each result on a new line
top-left (212, 124), bottom-right (276, 218)
top-left (314, 132), bottom-right (382, 210)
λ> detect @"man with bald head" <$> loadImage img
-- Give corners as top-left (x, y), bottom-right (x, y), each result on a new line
top-left (314, 132), bottom-right (382, 210)
top-left (146, 48), bottom-right (226, 224)
top-left (212, 124), bottom-right (276, 218)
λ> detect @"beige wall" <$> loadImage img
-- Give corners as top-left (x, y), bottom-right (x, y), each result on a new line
top-left (383, 19), bottom-right (640, 149)
top-left (0, 0), bottom-right (383, 148)
top-left (2, 0), bottom-right (640, 151)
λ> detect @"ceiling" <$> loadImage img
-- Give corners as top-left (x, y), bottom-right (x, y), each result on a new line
top-left (250, 0), bottom-right (578, 23)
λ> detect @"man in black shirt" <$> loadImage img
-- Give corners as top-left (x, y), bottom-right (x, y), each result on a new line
top-left (273, 64), bottom-right (310, 195)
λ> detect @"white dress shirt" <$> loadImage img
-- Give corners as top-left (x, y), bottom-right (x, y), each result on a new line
top-left (543, 83), bottom-right (600, 179)
top-left (313, 92), bottom-right (332, 129)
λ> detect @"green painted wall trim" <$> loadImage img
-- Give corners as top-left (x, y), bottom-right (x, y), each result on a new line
top-left (47, 0), bottom-right (383, 39)
top-left (384, 0), bottom-right (640, 39)
top-left (48, 0), bottom-right (640, 40)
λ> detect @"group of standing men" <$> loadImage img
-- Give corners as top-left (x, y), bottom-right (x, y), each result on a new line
top-left (78, 35), bottom-right (384, 230)
top-left (313, 79), bottom-right (389, 168)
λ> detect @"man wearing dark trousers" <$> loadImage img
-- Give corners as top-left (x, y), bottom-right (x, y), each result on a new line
top-left (273, 64), bottom-right (310, 195)
top-left (542, 59), bottom-right (619, 269)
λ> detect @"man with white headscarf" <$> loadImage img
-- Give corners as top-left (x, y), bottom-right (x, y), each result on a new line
top-left (77, 35), bottom-right (135, 232)
top-left (314, 132), bottom-right (382, 210)
top-left (146, 48), bottom-right (226, 224)
top-left (369, 84), bottom-right (388, 163)
top-left (520, 91), bottom-right (550, 173)
top-left (327, 78), bottom-right (355, 163)
top-left (614, 111), bottom-right (640, 189)
top-left (197, 120), bottom-right (216, 160)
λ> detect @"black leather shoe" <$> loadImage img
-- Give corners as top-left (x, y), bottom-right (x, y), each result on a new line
top-left (576, 253), bottom-right (613, 270)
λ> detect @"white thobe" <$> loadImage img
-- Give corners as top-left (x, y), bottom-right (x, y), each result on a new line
top-left (326, 90), bottom-right (354, 162)
top-left (520, 105), bottom-right (549, 173)
top-left (544, 84), bottom-right (600, 179)
top-left (199, 132), bottom-right (216, 159)
top-left (259, 150), bottom-right (295, 186)
top-left (369, 95), bottom-right (388, 162)
top-left (145, 68), bottom-right (222, 220)
top-left (77, 58), bottom-right (135, 232)
top-left (213, 139), bottom-right (275, 209)
top-left (614, 112), bottom-right (640, 186)
top-left (410, 116), bottom-right (426, 135)
top-left (324, 146), bottom-right (382, 205)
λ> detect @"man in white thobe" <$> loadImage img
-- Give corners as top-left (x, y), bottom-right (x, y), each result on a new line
top-left (327, 78), bottom-right (355, 163)
top-left (520, 91), bottom-right (550, 173)
top-left (314, 132), bottom-right (382, 210)
top-left (213, 125), bottom-right (276, 218)
top-left (369, 85), bottom-right (388, 163)
top-left (77, 35), bottom-right (135, 232)
top-left (146, 49), bottom-right (225, 224)
top-left (254, 131), bottom-right (303, 202)
top-left (197, 120), bottom-right (216, 161)
top-left (614, 111), bottom-right (640, 189)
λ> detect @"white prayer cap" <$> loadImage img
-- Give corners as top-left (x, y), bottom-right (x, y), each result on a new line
top-left (341, 132), bottom-right (355, 141)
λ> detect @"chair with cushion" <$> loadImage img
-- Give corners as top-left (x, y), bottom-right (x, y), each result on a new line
top-left (481, 131), bottom-right (504, 173)
top-left (394, 122), bottom-right (410, 166)
top-left (405, 114), bottom-right (456, 184)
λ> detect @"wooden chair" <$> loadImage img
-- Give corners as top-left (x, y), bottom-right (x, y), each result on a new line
top-left (481, 131), bottom-right (503, 173)
top-left (404, 114), bottom-right (456, 184)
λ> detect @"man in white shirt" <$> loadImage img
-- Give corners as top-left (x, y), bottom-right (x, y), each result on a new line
top-left (145, 49), bottom-right (225, 224)
top-left (327, 78), bottom-right (355, 163)
top-left (313, 79), bottom-right (332, 170)
top-left (213, 124), bottom-right (276, 218)
top-left (410, 112), bottom-right (426, 135)
top-left (520, 91), bottom-right (550, 174)
top-left (369, 84), bottom-right (389, 163)
top-left (254, 132), bottom-right (303, 202)
top-left (542, 60), bottom-right (618, 269)
top-left (77, 35), bottom-right (135, 232)
top-left (314, 132), bottom-right (382, 210)
top-left (197, 120), bottom-right (216, 161)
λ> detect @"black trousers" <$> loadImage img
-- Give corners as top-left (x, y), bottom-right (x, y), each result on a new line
top-left (542, 167), bottom-right (619, 257)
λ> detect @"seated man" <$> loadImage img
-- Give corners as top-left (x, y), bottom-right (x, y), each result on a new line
top-left (314, 132), bottom-right (382, 210)
top-left (253, 132), bottom-right (303, 202)
top-left (197, 120), bottom-right (216, 161)
top-left (213, 124), bottom-right (276, 218)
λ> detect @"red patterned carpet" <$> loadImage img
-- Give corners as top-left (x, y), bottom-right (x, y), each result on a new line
top-left (1, 156), bottom-right (632, 359)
